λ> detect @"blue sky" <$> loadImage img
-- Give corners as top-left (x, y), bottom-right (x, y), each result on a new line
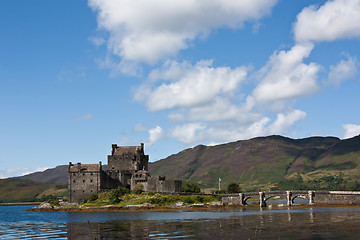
top-left (1, 0), bottom-right (360, 178)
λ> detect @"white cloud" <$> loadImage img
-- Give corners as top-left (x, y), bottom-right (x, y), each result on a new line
top-left (294, 0), bottom-right (360, 43)
top-left (167, 109), bottom-right (306, 145)
top-left (135, 60), bottom-right (248, 111)
top-left (177, 97), bottom-right (259, 124)
top-left (88, 0), bottom-right (278, 64)
top-left (328, 56), bottom-right (358, 85)
top-left (343, 124), bottom-right (360, 139)
top-left (0, 167), bottom-right (48, 179)
top-left (170, 123), bottom-right (206, 144)
top-left (248, 43), bottom-right (320, 106)
top-left (268, 110), bottom-right (307, 134)
top-left (146, 126), bottom-right (164, 146)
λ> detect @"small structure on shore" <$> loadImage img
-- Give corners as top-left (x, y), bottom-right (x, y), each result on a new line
top-left (68, 143), bottom-right (182, 203)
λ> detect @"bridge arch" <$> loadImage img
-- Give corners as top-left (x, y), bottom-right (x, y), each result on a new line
top-left (291, 194), bottom-right (308, 203)
top-left (264, 195), bottom-right (283, 202)
top-left (243, 196), bottom-right (252, 205)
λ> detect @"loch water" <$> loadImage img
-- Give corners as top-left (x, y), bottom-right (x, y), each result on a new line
top-left (1, 204), bottom-right (360, 239)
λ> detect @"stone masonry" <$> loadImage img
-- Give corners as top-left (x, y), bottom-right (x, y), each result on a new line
top-left (68, 143), bottom-right (182, 203)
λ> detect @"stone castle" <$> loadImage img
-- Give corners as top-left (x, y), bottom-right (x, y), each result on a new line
top-left (68, 143), bottom-right (182, 203)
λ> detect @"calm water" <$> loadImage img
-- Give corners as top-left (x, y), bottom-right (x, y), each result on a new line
top-left (1, 205), bottom-right (360, 239)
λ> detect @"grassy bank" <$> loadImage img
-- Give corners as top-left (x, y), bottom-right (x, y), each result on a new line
top-left (80, 188), bottom-right (220, 207)
top-left (0, 202), bottom-right (41, 206)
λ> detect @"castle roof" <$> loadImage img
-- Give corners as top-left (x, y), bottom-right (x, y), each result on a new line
top-left (69, 163), bottom-right (101, 173)
top-left (113, 146), bottom-right (141, 155)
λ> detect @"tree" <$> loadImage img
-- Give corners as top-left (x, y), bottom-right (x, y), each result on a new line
top-left (227, 183), bottom-right (241, 193)
top-left (182, 183), bottom-right (201, 193)
top-left (109, 187), bottom-right (130, 204)
top-left (132, 183), bottom-right (144, 194)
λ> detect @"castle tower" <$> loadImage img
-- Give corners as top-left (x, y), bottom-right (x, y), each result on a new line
top-left (108, 143), bottom-right (149, 171)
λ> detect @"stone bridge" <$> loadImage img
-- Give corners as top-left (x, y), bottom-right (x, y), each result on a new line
top-left (222, 191), bottom-right (360, 207)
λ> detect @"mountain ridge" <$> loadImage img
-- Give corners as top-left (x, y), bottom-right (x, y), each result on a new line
top-left (6, 135), bottom-right (360, 193)
top-left (149, 135), bottom-right (360, 190)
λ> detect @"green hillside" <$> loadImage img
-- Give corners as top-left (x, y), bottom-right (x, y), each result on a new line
top-left (15, 165), bottom-right (68, 184)
top-left (149, 135), bottom-right (360, 191)
top-left (0, 179), bottom-right (67, 203)
top-left (3, 135), bottom-right (360, 201)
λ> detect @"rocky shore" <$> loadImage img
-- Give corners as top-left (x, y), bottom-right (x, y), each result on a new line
top-left (28, 201), bottom-right (225, 212)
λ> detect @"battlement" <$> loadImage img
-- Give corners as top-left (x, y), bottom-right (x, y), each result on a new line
top-left (68, 162), bottom-right (102, 173)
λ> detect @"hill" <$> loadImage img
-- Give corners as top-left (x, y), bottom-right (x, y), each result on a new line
top-left (0, 178), bottom-right (67, 203)
top-left (149, 135), bottom-right (360, 191)
top-left (15, 165), bottom-right (68, 184)
top-left (6, 135), bottom-right (360, 195)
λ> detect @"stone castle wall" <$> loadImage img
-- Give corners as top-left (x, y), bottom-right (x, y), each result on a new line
top-left (68, 166), bottom-right (101, 203)
top-left (142, 177), bottom-right (182, 193)
top-left (68, 143), bottom-right (182, 203)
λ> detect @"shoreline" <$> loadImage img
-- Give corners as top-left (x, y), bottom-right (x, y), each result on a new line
top-left (27, 202), bottom-right (360, 212)
top-left (0, 202), bottom-right (41, 206)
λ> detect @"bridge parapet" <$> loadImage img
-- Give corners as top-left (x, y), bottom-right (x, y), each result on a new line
top-left (221, 190), bottom-right (359, 207)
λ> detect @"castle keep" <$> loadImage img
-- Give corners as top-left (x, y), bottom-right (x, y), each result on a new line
top-left (68, 143), bottom-right (182, 203)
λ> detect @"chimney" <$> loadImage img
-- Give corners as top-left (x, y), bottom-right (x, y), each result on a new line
top-left (112, 144), bottom-right (117, 155)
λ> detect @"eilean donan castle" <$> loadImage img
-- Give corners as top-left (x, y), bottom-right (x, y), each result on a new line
top-left (68, 143), bottom-right (182, 203)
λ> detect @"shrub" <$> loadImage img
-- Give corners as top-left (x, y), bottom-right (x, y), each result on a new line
top-left (47, 199), bottom-right (60, 206)
top-left (182, 183), bottom-right (201, 193)
top-left (85, 193), bottom-right (99, 203)
top-left (132, 183), bottom-right (144, 195)
top-left (227, 183), bottom-right (241, 193)
top-left (213, 190), bottom-right (227, 194)
top-left (109, 187), bottom-right (130, 204)
top-left (38, 195), bottom-right (57, 202)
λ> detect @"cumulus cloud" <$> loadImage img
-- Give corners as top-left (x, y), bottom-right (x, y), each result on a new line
top-left (328, 56), bottom-right (358, 85)
top-left (132, 52), bottom-right (310, 146)
top-left (166, 109), bottom-right (306, 145)
top-left (294, 0), bottom-right (360, 43)
top-left (170, 97), bottom-right (259, 124)
top-left (120, 0), bottom-right (360, 148)
top-left (248, 43), bottom-right (320, 107)
top-left (134, 60), bottom-right (248, 111)
top-left (170, 123), bottom-right (206, 144)
top-left (343, 124), bottom-right (360, 139)
top-left (268, 110), bottom-right (306, 134)
top-left (88, 0), bottom-right (278, 64)
top-left (146, 126), bottom-right (164, 146)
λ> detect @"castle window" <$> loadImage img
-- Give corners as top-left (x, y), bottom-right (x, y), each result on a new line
top-left (90, 179), bottom-right (93, 183)
top-left (83, 173), bottom-right (85, 176)
top-left (83, 180), bottom-right (85, 183)
top-left (91, 190), bottom-right (93, 193)
top-left (83, 190), bottom-right (85, 193)
top-left (73, 180), bottom-right (75, 183)
top-left (73, 190), bottom-right (75, 192)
